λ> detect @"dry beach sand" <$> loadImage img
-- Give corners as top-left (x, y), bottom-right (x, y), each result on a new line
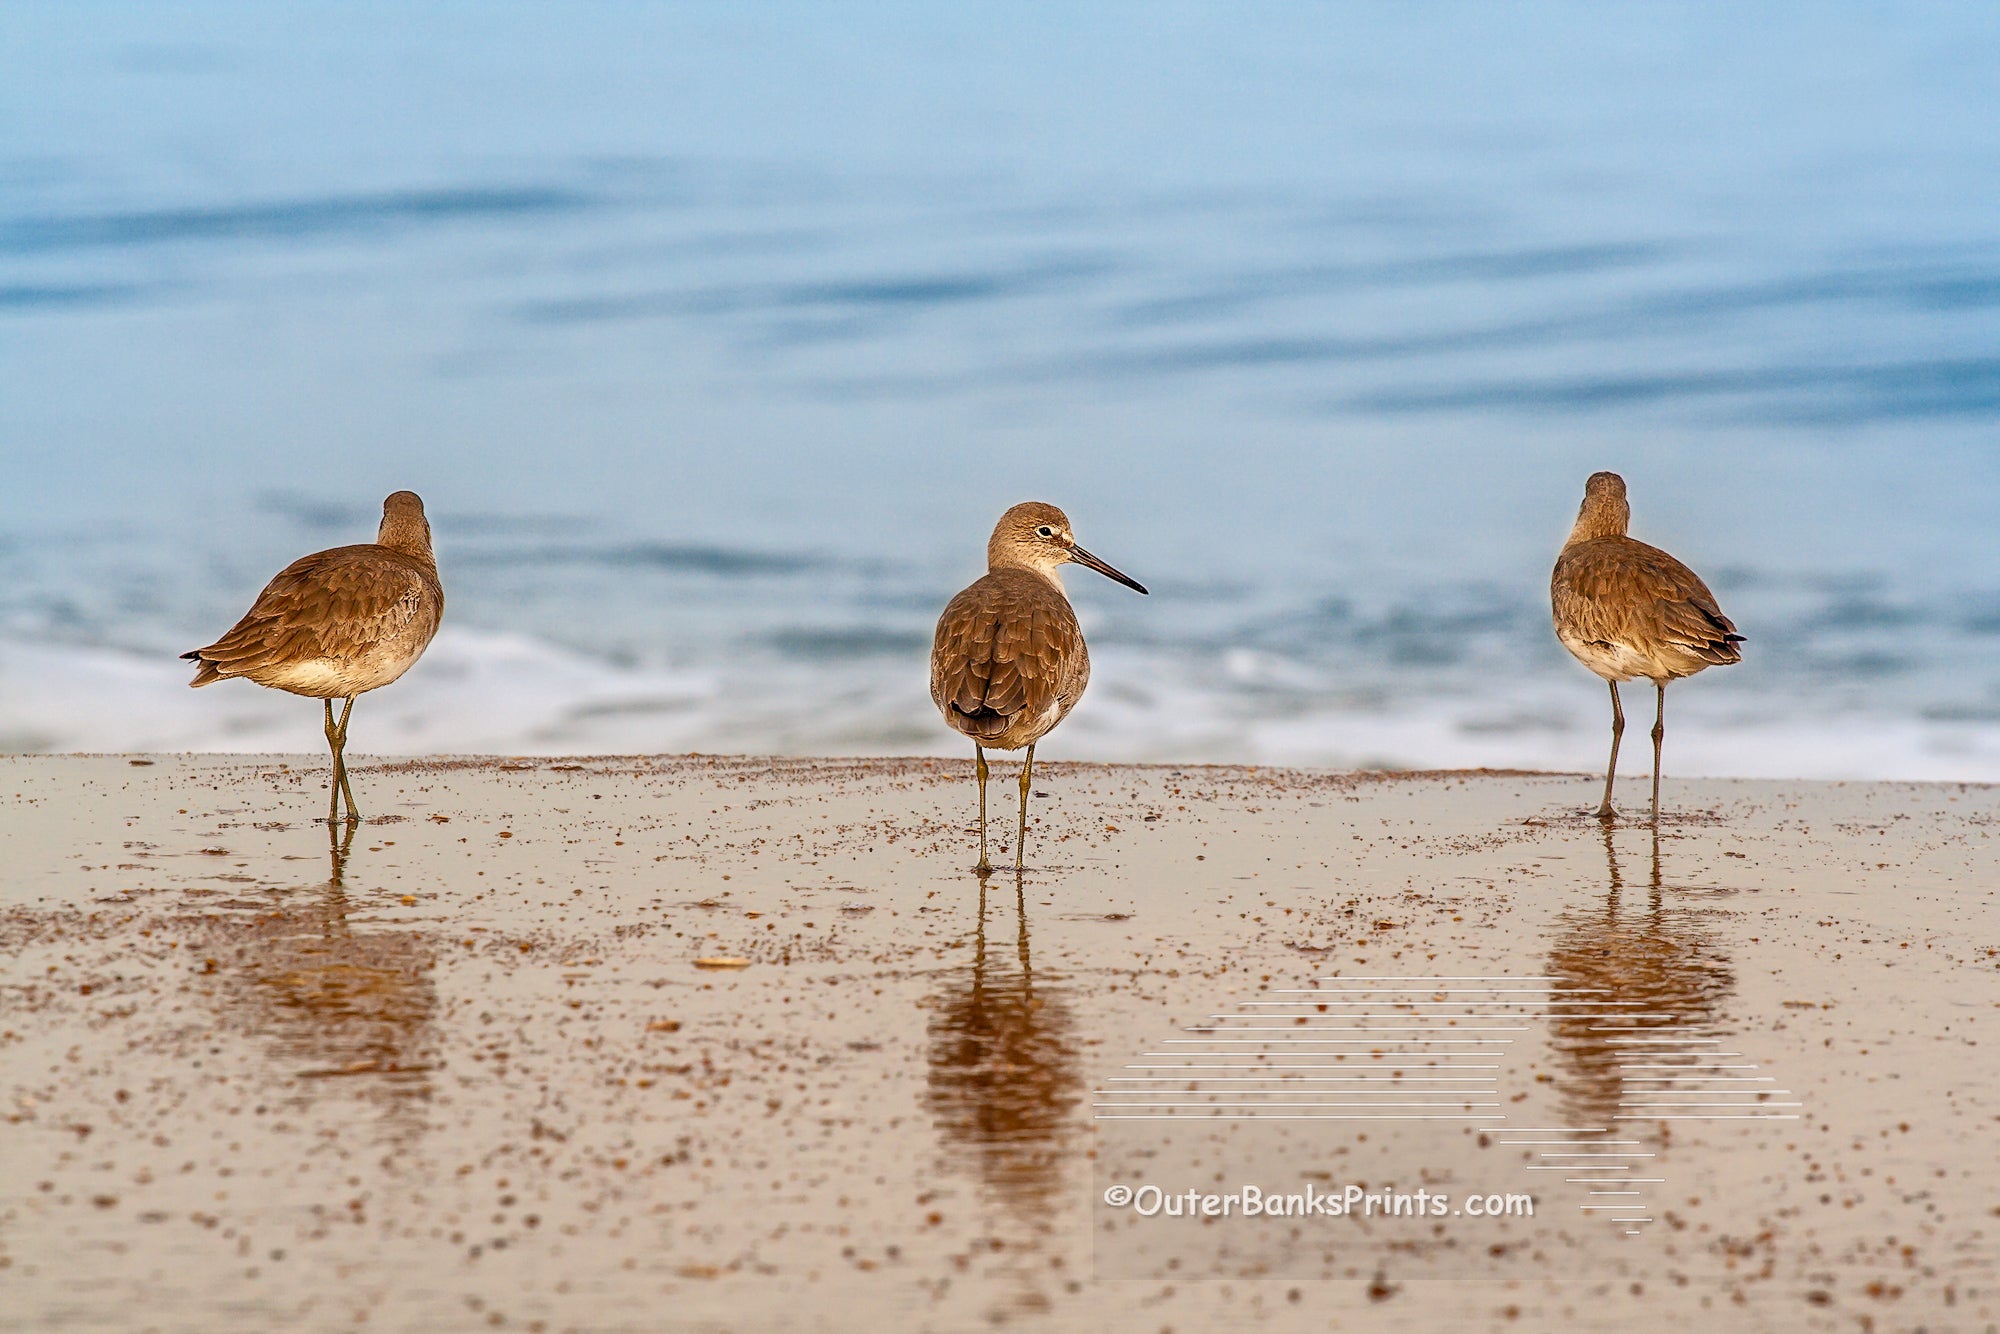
top-left (2, 755), bottom-right (1997, 1331)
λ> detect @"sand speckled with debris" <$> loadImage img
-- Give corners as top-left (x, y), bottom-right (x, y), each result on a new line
top-left (2, 755), bottom-right (1997, 1330)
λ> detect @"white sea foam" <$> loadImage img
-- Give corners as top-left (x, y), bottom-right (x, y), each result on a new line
top-left (0, 630), bottom-right (714, 756)
top-left (5, 630), bottom-right (1996, 782)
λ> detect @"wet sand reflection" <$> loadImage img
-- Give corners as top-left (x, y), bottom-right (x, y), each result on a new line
top-left (925, 872), bottom-right (1084, 1315)
top-left (1544, 827), bottom-right (1735, 1137)
top-left (182, 826), bottom-right (440, 1142)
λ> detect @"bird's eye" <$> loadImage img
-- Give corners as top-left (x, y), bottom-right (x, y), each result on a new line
top-left (1037, 525), bottom-right (1055, 538)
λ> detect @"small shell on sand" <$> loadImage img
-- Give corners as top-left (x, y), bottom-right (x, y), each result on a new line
top-left (693, 956), bottom-right (752, 970)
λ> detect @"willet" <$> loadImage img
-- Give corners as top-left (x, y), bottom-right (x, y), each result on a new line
top-left (931, 502), bottom-right (1147, 872)
top-left (184, 491), bottom-right (444, 824)
top-left (1552, 472), bottom-right (1742, 824)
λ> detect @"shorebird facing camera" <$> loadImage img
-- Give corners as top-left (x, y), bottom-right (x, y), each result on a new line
top-left (931, 501), bottom-right (1148, 874)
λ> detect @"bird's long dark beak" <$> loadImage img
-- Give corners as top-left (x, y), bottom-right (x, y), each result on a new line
top-left (1069, 544), bottom-right (1148, 595)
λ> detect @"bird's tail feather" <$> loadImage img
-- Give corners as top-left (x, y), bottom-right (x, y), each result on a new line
top-left (950, 705), bottom-right (1014, 740)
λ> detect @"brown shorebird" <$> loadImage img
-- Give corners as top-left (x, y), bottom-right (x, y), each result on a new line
top-left (184, 491), bottom-right (444, 824)
top-left (1552, 472), bottom-right (1742, 824)
top-left (931, 502), bottom-right (1146, 872)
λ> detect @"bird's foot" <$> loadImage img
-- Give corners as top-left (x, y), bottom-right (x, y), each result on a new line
top-left (1593, 806), bottom-right (1616, 822)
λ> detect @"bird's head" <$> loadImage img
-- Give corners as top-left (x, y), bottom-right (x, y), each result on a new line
top-left (378, 491), bottom-right (433, 558)
top-left (987, 501), bottom-right (1147, 594)
top-left (1568, 472), bottom-right (1631, 544)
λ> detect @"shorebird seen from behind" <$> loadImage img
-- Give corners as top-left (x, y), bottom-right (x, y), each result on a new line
top-left (1552, 472), bottom-right (1742, 824)
top-left (184, 490), bottom-right (444, 825)
top-left (931, 502), bottom-right (1147, 873)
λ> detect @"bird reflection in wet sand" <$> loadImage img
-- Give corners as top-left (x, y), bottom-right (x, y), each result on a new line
top-left (924, 872), bottom-right (1083, 1317)
top-left (1543, 826), bottom-right (1735, 1137)
top-left (185, 824), bottom-right (439, 1141)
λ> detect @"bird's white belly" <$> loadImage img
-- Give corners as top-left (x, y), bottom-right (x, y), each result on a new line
top-left (1556, 628), bottom-right (1657, 683)
top-left (259, 648), bottom-right (422, 699)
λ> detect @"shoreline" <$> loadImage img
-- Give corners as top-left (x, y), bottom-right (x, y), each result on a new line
top-left (32, 746), bottom-right (2000, 789)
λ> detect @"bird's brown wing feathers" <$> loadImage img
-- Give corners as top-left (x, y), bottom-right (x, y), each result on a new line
top-left (931, 571), bottom-right (1084, 740)
top-left (1552, 537), bottom-right (1743, 674)
top-left (186, 545), bottom-right (441, 679)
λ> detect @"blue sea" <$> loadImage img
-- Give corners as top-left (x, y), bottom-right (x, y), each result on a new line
top-left (3, 3), bottom-right (1998, 777)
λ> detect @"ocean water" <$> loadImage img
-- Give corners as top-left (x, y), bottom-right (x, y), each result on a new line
top-left (3, 2), bottom-right (1998, 776)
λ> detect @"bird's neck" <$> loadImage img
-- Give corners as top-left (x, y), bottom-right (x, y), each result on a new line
top-left (377, 516), bottom-right (436, 565)
top-left (1565, 498), bottom-right (1630, 547)
top-left (988, 554), bottom-right (1065, 590)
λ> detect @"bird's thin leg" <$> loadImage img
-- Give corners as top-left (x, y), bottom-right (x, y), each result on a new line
top-left (1015, 743), bottom-right (1036, 872)
top-left (974, 745), bottom-right (992, 875)
top-left (334, 696), bottom-right (360, 824)
top-left (1650, 683), bottom-right (1667, 828)
top-left (323, 699), bottom-right (341, 827)
top-left (1596, 681), bottom-right (1625, 821)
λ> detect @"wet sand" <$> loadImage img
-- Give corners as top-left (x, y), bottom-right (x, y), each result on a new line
top-left (2, 755), bottom-right (1996, 1331)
